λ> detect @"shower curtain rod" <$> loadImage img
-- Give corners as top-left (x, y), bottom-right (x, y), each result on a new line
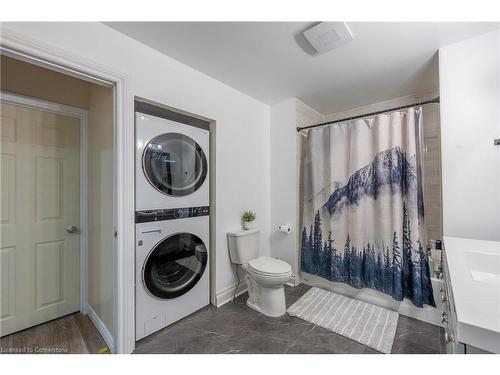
top-left (296, 96), bottom-right (440, 132)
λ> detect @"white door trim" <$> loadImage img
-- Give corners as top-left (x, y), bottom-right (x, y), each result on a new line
top-left (0, 28), bottom-right (134, 354)
top-left (0, 91), bottom-right (89, 317)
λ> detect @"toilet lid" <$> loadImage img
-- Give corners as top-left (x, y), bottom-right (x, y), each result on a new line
top-left (248, 256), bottom-right (292, 276)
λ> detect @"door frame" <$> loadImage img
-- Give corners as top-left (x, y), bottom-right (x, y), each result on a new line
top-left (1, 29), bottom-right (133, 353)
top-left (0, 90), bottom-right (89, 313)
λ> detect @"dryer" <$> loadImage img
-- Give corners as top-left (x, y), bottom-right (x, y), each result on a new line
top-left (135, 207), bottom-right (210, 340)
top-left (136, 110), bottom-right (209, 210)
top-left (135, 102), bottom-right (211, 341)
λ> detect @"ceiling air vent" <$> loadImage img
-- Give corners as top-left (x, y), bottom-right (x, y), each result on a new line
top-left (302, 22), bottom-right (354, 54)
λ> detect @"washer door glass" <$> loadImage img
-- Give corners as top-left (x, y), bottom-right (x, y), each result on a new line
top-left (143, 133), bottom-right (208, 196)
top-left (143, 233), bottom-right (207, 299)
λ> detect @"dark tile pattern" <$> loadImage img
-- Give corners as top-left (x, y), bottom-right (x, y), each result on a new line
top-left (0, 313), bottom-right (108, 354)
top-left (135, 284), bottom-right (445, 354)
top-left (392, 315), bottom-right (444, 354)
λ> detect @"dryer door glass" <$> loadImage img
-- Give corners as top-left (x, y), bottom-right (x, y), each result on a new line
top-left (143, 233), bottom-right (208, 299)
top-left (143, 133), bottom-right (208, 196)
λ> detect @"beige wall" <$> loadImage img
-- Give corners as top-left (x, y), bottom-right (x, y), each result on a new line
top-left (1, 55), bottom-right (114, 338)
top-left (421, 104), bottom-right (442, 243)
top-left (1, 55), bottom-right (91, 109)
top-left (87, 84), bottom-right (114, 336)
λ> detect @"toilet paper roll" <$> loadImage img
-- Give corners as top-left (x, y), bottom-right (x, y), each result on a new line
top-left (278, 225), bottom-right (291, 234)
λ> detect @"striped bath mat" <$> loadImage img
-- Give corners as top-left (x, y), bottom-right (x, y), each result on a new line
top-left (287, 287), bottom-right (399, 354)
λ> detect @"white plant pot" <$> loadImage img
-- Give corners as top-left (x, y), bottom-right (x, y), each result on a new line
top-left (243, 221), bottom-right (255, 230)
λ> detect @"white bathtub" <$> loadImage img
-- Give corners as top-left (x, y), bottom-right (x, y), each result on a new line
top-left (300, 272), bottom-right (444, 326)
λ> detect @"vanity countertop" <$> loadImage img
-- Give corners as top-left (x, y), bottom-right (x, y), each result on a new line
top-left (443, 236), bottom-right (500, 353)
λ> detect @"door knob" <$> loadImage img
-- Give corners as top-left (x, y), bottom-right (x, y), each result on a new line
top-left (66, 225), bottom-right (78, 234)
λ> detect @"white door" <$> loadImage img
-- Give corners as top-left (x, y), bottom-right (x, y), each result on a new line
top-left (1, 102), bottom-right (81, 336)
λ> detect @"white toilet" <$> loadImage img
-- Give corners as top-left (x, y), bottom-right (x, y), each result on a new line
top-left (227, 229), bottom-right (292, 317)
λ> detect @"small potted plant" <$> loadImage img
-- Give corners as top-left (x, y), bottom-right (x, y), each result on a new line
top-left (242, 210), bottom-right (256, 230)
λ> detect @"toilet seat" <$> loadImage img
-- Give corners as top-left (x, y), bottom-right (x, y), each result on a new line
top-left (248, 256), bottom-right (292, 277)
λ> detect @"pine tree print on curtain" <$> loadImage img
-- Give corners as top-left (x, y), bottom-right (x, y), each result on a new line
top-left (300, 107), bottom-right (435, 307)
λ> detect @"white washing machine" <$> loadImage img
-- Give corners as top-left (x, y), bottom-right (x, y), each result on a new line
top-left (135, 207), bottom-right (210, 340)
top-left (135, 102), bottom-right (210, 340)
top-left (135, 107), bottom-right (209, 211)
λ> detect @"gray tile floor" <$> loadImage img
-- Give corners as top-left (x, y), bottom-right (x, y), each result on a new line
top-left (134, 284), bottom-right (444, 354)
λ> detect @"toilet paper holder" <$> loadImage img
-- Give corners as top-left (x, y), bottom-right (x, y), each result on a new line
top-left (278, 225), bottom-right (291, 234)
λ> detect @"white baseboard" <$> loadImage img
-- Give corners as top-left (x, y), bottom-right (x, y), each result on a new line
top-left (86, 304), bottom-right (115, 353)
top-left (215, 280), bottom-right (248, 307)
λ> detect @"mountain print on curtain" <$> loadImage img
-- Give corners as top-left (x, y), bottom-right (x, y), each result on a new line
top-left (300, 108), bottom-right (435, 308)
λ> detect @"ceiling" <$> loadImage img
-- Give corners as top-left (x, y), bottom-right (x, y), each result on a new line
top-left (105, 22), bottom-right (499, 114)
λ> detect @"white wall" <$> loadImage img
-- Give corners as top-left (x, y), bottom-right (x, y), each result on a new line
top-left (270, 98), bottom-right (323, 280)
top-left (439, 29), bottom-right (500, 241)
top-left (270, 99), bottom-right (297, 274)
top-left (1, 22), bottom-right (271, 346)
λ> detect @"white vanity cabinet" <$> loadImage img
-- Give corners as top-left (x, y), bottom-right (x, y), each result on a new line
top-left (441, 249), bottom-right (461, 354)
top-left (441, 238), bottom-right (500, 354)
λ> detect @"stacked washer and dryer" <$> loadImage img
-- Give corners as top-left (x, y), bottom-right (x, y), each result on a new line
top-left (135, 102), bottom-right (210, 340)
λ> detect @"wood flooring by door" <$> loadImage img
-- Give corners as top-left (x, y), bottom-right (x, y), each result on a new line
top-left (0, 313), bottom-right (108, 354)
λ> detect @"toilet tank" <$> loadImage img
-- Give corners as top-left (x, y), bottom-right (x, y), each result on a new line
top-left (227, 229), bottom-right (260, 264)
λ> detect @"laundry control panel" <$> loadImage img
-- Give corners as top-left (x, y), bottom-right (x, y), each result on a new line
top-left (135, 206), bottom-right (210, 223)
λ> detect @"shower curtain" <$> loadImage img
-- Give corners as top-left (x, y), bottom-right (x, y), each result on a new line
top-left (300, 107), bottom-right (435, 308)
